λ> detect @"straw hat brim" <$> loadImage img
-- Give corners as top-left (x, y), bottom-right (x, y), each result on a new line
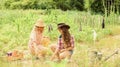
top-left (35, 24), bottom-right (45, 27)
top-left (35, 20), bottom-right (45, 27)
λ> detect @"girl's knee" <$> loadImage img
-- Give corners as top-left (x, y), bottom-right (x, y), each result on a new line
top-left (60, 51), bottom-right (71, 59)
top-left (50, 45), bottom-right (56, 52)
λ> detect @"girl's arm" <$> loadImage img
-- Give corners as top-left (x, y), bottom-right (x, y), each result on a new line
top-left (51, 49), bottom-right (60, 61)
top-left (51, 36), bottom-right (62, 61)
top-left (66, 46), bottom-right (74, 51)
top-left (60, 46), bottom-right (73, 52)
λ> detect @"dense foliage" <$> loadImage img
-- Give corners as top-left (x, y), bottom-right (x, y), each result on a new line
top-left (0, 0), bottom-right (120, 14)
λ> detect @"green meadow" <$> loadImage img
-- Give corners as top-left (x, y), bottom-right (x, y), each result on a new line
top-left (0, 9), bottom-right (120, 67)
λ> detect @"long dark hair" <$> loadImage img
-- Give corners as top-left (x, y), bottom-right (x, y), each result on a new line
top-left (61, 27), bottom-right (71, 48)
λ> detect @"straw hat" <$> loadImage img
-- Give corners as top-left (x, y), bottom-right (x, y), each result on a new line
top-left (35, 19), bottom-right (45, 27)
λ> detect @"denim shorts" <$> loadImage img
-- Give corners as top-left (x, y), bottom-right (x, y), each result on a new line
top-left (69, 50), bottom-right (73, 55)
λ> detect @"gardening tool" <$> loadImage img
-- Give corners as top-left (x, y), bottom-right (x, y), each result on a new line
top-left (104, 49), bottom-right (119, 61)
top-left (90, 48), bottom-right (119, 62)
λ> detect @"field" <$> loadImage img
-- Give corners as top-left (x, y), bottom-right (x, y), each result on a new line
top-left (0, 9), bottom-right (120, 67)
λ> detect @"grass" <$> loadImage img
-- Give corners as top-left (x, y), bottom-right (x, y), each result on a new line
top-left (0, 9), bottom-right (120, 67)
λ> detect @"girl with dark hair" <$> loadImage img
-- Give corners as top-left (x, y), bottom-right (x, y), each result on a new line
top-left (50, 23), bottom-right (75, 62)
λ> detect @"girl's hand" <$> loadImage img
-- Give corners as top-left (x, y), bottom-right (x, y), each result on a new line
top-left (50, 55), bottom-right (61, 62)
top-left (50, 55), bottom-right (54, 61)
top-left (51, 49), bottom-right (60, 61)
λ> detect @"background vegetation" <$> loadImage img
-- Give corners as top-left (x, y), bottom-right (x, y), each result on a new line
top-left (0, 0), bottom-right (120, 67)
top-left (0, 0), bottom-right (120, 14)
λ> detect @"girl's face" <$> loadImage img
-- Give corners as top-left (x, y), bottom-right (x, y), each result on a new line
top-left (35, 26), bottom-right (44, 32)
top-left (58, 28), bottom-right (63, 34)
